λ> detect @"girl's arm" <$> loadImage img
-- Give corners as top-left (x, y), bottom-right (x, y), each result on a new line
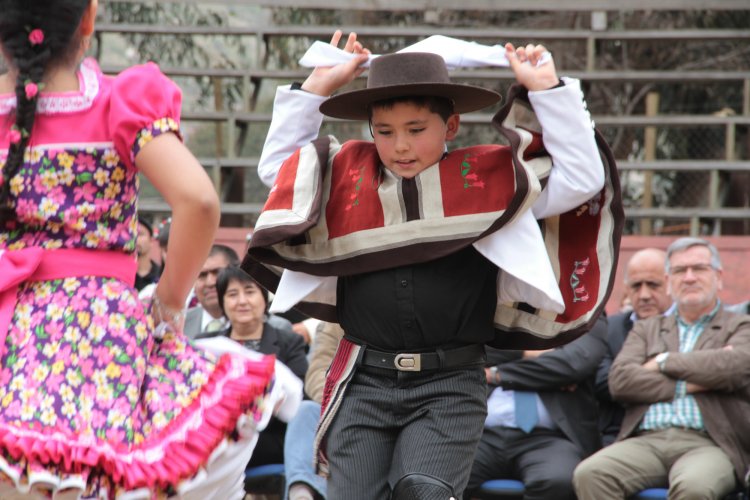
top-left (136, 133), bottom-right (220, 323)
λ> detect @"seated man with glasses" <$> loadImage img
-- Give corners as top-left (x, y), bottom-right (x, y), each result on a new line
top-left (574, 237), bottom-right (750, 500)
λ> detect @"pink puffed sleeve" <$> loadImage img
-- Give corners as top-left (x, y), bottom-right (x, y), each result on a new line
top-left (109, 62), bottom-right (183, 170)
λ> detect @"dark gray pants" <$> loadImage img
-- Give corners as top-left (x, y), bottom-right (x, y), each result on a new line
top-left (465, 426), bottom-right (583, 500)
top-left (326, 366), bottom-right (487, 500)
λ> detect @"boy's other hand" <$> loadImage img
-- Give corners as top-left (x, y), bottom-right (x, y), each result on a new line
top-left (505, 43), bottom-right (560, 92)
top-left (302, 30), bottom-right (370, 97)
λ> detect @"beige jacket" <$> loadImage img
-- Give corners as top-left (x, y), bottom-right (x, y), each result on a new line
top-left (610, 308), bottom-right (750, 480)
top-left (304, 322), bottom-right (344, 403)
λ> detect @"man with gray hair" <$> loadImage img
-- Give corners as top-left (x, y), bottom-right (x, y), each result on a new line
top-left (574, 237), bottom-right (750, 499)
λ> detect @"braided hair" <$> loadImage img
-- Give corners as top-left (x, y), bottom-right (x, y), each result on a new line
top-left (0, 0), bottom-right (90, 224)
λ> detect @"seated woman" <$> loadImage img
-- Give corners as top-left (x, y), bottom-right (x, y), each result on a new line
top-left (208, 266), bottom-right (309, 466)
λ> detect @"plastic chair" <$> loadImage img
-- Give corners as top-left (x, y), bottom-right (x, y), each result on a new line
top-left (244, 463), bottom-right (286, 497)
top-left (632, 488), bottom-right (668, 500)
top-left (474, 479), bottom-right (525, 499)
top-left (632, 487), bottom-right (747, 500)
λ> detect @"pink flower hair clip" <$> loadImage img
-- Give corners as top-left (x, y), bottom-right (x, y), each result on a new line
top-left (25, 82), bottom-right (39, 100)
top-left (28, 29), bottom-right (44, 46)
top-left (23, 79), bottom-right (44, 100)
top-left (8, 126), bottom-right (22, 145)
top-left (8, 125), bottom-right (28, 145)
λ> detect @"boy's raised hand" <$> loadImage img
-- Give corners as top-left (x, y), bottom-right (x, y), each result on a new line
top-left (302, 30), bottom-right (370, 97)
top-left (505, 43), bottom-right (560, 92)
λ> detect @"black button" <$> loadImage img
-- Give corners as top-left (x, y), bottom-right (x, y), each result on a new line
top-left (400, 280), bottom-right (408, 287)
top-left (405, 321), bottom-right (413, 328)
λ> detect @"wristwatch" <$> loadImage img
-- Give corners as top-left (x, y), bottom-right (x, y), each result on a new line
top-left (655, 352), bottom-right (669, 372)
top-left (488, 366), bottom-right (501, 384)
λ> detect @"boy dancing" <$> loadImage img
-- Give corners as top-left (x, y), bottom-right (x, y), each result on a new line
top-left (245, 32), bottom-right (621, 499)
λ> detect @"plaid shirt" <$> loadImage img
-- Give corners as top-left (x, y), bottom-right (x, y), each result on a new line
top-left (639, 302), bottom-right (721, 432)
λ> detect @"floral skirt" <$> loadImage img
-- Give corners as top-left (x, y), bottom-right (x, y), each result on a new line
top-left (0, 276), bottom-right (275, 499)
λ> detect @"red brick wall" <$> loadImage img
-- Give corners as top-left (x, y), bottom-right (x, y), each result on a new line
top-left (214, 227), bottom-right (253, 258)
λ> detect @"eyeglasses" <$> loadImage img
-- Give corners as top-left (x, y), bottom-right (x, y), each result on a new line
top-left (669, 263), bottom-right (716, 276)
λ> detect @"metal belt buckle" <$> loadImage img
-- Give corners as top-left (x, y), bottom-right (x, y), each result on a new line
top-left (394, 353), bottom-right (421, 371)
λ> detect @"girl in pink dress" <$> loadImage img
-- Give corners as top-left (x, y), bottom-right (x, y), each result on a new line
top-left (0, 0), bottom-right (279, 498)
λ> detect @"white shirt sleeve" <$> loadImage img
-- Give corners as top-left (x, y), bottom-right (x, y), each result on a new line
top-left (527, 77), bottom-right (605, 219)
top-left (257, 85), bottom-right (328, 188)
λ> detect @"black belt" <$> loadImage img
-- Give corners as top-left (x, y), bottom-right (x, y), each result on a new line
top-left (360, 343), bottom-right (486, 372)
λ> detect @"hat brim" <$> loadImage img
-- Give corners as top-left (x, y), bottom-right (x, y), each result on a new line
top-left (319, 82), bottom-right (501, 120)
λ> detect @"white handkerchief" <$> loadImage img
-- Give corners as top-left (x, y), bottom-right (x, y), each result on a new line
top-left (397, 35), bottom-right (509, 68)
top-left (298, 40), bottom-right (380, 68)
top-left (298, 35), bottom-right (510, 69)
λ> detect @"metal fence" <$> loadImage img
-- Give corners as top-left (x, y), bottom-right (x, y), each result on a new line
top-left (94, 2), bottom-right (750, 235)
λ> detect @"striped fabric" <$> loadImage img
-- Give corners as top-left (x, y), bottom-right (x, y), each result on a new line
top-left (640, 303), bottom-right (720, 431)
top-left (314, 337), bottom-right (362, 477)
top-left (320, 358), bottom-right (487, 499)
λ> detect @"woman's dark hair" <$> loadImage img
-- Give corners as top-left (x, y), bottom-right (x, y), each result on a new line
top-left (216, 266), bottom-right (269, 316)
top-left (368, 95), bottom-right (455, 123)
top-left (0, 0), bottom-right (90, 223)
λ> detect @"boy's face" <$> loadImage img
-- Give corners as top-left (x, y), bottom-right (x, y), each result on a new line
top-left (370, 101), bottom-right (459, 179)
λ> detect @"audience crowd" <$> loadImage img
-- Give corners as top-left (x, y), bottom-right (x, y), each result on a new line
top-left (135, 226), bottom-right (750, 500)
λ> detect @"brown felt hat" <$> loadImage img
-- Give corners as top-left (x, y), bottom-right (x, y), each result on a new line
top-left (319, 52), bottom-right (501, 120)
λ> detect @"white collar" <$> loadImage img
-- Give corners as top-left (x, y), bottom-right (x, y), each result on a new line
top-left (0, 57), bottom-right (100, 116)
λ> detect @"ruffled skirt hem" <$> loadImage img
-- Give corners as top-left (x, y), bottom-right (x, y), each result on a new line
top-left (0, 352), bottom-right (275, 498)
